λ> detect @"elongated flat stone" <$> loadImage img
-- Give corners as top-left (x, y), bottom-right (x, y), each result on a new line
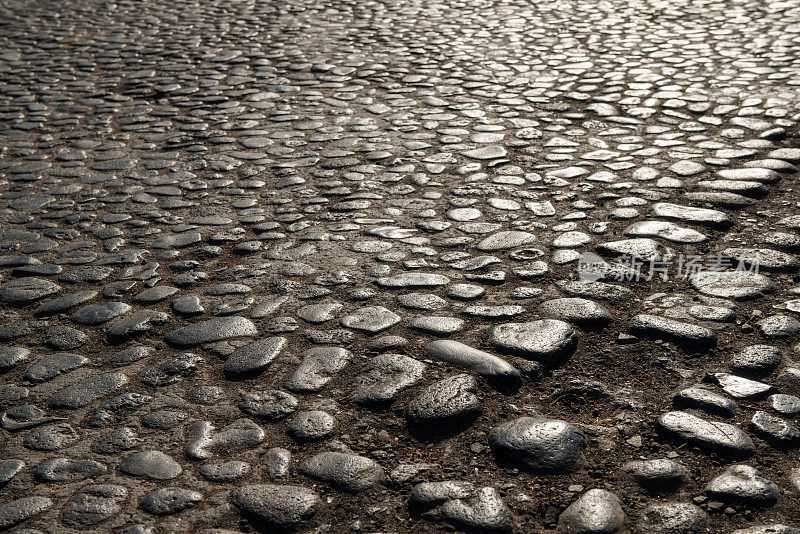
top-left (656, 411), bottom-right (754, 457)
top-left (165, 316), bottom-right (257, 346)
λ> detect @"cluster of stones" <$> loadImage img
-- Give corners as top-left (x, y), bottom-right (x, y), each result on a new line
top-left (1, 0), bottom-right (800, 531)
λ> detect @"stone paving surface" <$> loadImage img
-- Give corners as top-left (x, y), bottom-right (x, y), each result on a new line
top-left (2, 0), bottom-right (800, 532)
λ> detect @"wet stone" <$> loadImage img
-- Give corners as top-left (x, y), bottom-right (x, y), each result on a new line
top-left (426, 340), bottom-right (521, 386)
top-left (656, 411), bottom-right (754, 457)
top-left (285, 346), bottom-right (351, 393)
top-left (558, 489), bottom-right (625, 534)
top-left (230, 484), bottom-right (320, 529)
top-left (140, 488), bottom-right (203, 516)
top-left (239, 390), bottom-right (298, 421)
top-left (224, 336), bottom-right (286, 378)
top-left (121, 451), bottom-right (182, 480)
top-left (340, 306), bottom-right (401, 333)
top-left (0, 277), bottom-right (61, 305)
top-left (61, 484), bottom-right (128, 528)
top-left (749, 411), bottom-right (800, 444)
top-left (200, 461), bottom-right (250, 482)
top-left (628, 314), bottom-right (716, 350)
top-left (34, 457), bottom-right (106, 482)
top-left (165, 316), bottom-right (257, 347)
top-left (300, 452), bottom-right (383, 492)
top-left (705, 465), bottom-right (778, 507)
top-left (406, 374), bottom-right (481, 427)
top-left (288, 410), bottom-right (336, 441)
top-left (731, 345), bottom-right (782, 377)
top-left (623, 459), bottom-right (690, 493)
top-left (352, 353), bottom-right (425, 405)
top-left (491, 320), bottom-right (577, 365)
top-left (0, 497), bottom-right (52, 530)
top-left (489, 417), bottom-right (584, 473)
top-left (635, 503), bottom-right (707, 534)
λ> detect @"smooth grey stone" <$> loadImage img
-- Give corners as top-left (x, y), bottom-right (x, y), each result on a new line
top-left (0, 277), bottom-right (61, 305)
top-left (230, 484), bottom-right (320, 529)
top-left (558, 489), bottom-right (625, 534)
top-left (34, 458), bottom-right (106, 482)
top-left (559, 281), bottom-right (632, 301)
top-left (623, 459), bottom-right (689, 493)
top-left (0, 346), bottom-right (29, 371)
top-left (656, 411), bottom-right (753, 457)
top-left (25, 352), bottom-right (88, 383)
top-left (71, 302), bottom-right (131, 325)
top-left (171, 295), bottom-right (205, 316)
top-left (409, 316), bottom-right (465, 335)
top-left (340, 306), bottom-right (401, 333)
top-left (750, 411), bottom-right (800, 444)
top-left (62, 485), bottom-right (127, 527)
top-left (107, 310), bottom-right (169, 342)
top-left (489, 417), bottom-right (584, 473)
top-left (224, 336), bottom-right (286, 378)
top-left (539, 298), bottom-right (612, 327)
top-left (673, 387), bottom-right (736, 418)
top-left (265, 448), bottom-right (291, 478)
top-left (757, 314), bottom-right (800, 339)
top-left (491, 320), bottom-right (577, 365)
top-left (398, 293), bottom-right (448, 310)
top-left (34, 290), bottom-right (97, 316)
top-left (376, 272), bottom-right (450, 288)
top-left (200, 461), bottom-right (250, 482)
top-left (596, 238), bottom-right (672, 262)
top-left (140, 353), bottom-right (203, 387)
top-left (623, 221), bottom-right (707, 244)
top-left (165, 316), bottom-right (257, 346)
top-left (140, 488), bottom-right (203, 515)
top-left (0, 384), bottom-right (28, 405)
top-left (476, 231), bottom-right (537, 251)
top-left (406, 374), bottom-right (480, 426)
top-left (107, 345), bottom-right (153, 367)
top-left (722, 248), bottom-right (799, 272)
top-left (50, 372), bottom-right (128, 409)
top-left (438, 487), bottom-right (513, 533)
top-left (410, 481), bottom-right (475, 505)
top-left (0, 497), bottom-right (52, 529)
top-left (0, 459), bottom-right (25, 485)
top-left (239, 390), bottom-right (298, 420)
top-left (707, 373), bottom-right (773, 399)
top-left (689, 271), bottom-right (774, 300)
top-left (297, 302), bottom-right (342, 323)
top-left (635, 503), bottom-right (707, 534)
top-left (44, 324), bottom-right (87, 350)
top-left (299, 451), bottom-right (383, 492)
top-left (92, 427), bottom-right (139, 455)
top-left (185, 419), bottom-right (264, 460)
top-left (426, 340), bottom-right (521, 386)
top-left (134, 285), bottom-right (179, 303)
top-left (285, 346), bottom-right (351, 392)
top-left (121, 451), bottom-right (182, 480)
top-left (352, 353), bottom-right (425, 405)
top-left (705, 465), bottom-right (778, 506)
top-left (446, 283), bottom-right (486, 300)
top-left (769, 394), bottom-right (800, 415)
top-left (731, 345), bottom-right (782, 377)
top-left (651, 202), bottom-right (731, 229)
top-left (141, 410), bottom-right (188, 430)
top-left (288, 410), bottom-right (336, 441)
top-left (628, 314), bottom-right (716, 349)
